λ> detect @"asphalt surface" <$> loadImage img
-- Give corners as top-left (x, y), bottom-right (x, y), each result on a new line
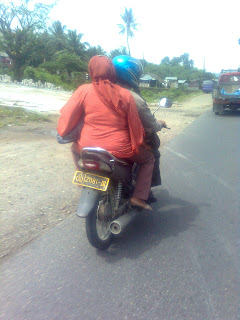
top-left (0, 110), bottom-right (239, 320)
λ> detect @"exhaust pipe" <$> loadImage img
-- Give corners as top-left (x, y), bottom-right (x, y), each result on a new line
top-left (110, 212), bottom-right (138, 235)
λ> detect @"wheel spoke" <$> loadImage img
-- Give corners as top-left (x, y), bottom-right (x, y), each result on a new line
top-left (96, 219), bottom-right (111, 240)
top-left (96, 200), bottom-right (112, 240)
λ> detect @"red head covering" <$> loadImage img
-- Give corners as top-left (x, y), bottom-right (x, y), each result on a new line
top-left (89, 55), bottom-right (125, 114)
top-left (88, 55), bottom-right (144, 154)
top-left (89, 55), bottom-right (116, 82)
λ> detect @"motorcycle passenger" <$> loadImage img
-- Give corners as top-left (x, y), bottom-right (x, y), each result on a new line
top-left (112, 55), bottom-right (166, 190)
top-left (57, 55), bottom-right (154, 210)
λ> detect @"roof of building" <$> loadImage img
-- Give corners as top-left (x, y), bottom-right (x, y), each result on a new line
top-left (140, 74), bottom-right (157, 81)
top-left (178, 80), bottom-right (187, 84)
top-left (0, 52), bottom-right (9, 57)
top-left (165, 77), bottom-right (178, 81)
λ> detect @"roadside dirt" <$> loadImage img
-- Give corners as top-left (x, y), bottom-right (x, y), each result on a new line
top-left (0, 91), bottom-right (212, 260)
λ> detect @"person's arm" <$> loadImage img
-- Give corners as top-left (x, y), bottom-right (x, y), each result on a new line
top-left (57, 85), bottom-right (87, 137)
top-left (130, 91), bottom-right (163, 132)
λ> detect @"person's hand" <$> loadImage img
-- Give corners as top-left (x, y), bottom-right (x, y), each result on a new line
top-left (158, 120), bottom-right (166, 127)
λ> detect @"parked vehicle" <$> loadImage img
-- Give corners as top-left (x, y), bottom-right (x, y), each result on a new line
top-left (213, 71), bottom-right (240, 114)
top-left (73, 98), bottom-right (172, 250)
top-left (202, 80), bottom-right (214, 93)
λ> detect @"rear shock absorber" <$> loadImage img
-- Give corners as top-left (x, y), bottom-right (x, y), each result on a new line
top-left (114, 181), bottom-right (122, 210)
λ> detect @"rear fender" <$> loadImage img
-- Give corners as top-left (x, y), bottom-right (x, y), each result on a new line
top-left (76, 187), bottom-right (101, 218)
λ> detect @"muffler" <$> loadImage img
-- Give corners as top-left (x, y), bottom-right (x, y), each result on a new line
top-left (110, 212), bottom-right (138, 235)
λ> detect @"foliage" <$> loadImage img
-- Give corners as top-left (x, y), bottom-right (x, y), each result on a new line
top-left (87, 46), bottom-right (107, 59)
top-left (140, 87), bottom-right (201, 104)
top-left (0, 1), bottom-right (55, 80)
top-left (23, 65), bottom-right (87, 91)
top-left (49, 20), bottom-right (67, 52)
top-left (55, 53), bottom-right (87, 76)
top-left (65, 30), bottom-right (89, 57)
top-left (23, 66), bottom-right (63, 84)
top-left (141, 53), bottom-right (215, 82)
top-left (38, 60), bottom-right (59, 74)
top-left (118, 8), bottom-right (138, 55)
top-left (0, 2), bottom-right (215, 89)
top-left (109, 46), bottom-right (128, 59)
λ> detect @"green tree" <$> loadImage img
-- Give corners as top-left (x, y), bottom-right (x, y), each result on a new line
top-left (109, 46), bottom-right (128, 59)
top-left (87, 45), bottom-right (107, 59)
top-left (170, 57), bottom-right (181, 66)
top-left (142, 53), bottom-right (215, 82)
top-left (161, 56), bottom-right (170, 65)
top-left (66, 30), bottom-right (89, 58)
top-left (0, 1), bottom-right (54, 80)
top-left (56, 52), bottom-right (87, 77)
top-left (179, 53), bottom-right (194, 69)
top-left (26, 31), bottom-right (56, 67)
top-left (118, 8), bottom-right (138, 56)
top-left (49, 20), bottom-right (67, 52)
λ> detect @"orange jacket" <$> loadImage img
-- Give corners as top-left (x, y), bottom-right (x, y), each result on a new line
top-left (57, 83), bottom-right (144, 158)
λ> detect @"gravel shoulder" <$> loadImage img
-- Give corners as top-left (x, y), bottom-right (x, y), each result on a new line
top-left (0, 90), bottom-right (212, 261)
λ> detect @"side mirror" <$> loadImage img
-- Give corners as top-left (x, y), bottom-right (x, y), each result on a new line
top-left (153, 98), bottom-right (172, 115)
top-left (159, 97), bottom-right (172, 108)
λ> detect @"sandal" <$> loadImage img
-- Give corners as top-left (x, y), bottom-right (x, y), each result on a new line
top-left (130, 197), bottom-right (152, 210)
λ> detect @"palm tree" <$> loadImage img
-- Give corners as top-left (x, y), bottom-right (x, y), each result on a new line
top-left (49, 20), bottom-right (67, 51)
top-left (118, 8), bottom-right (138, 56)
top-left (66, 30), bottom-right (89, 59)
top-left (109, 46), bottom-right (128, 59)
top-left (87, 45), bottom-right (107, 59)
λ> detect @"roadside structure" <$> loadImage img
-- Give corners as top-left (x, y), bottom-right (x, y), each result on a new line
top-left (164, 77), bottom-right (178, 88)
top-left (140, 74), bottom-right (162, 88)
top-left (0, 52), bottom-right (12, 67)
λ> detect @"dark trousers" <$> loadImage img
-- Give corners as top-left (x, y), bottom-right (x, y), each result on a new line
top-left (147, 131), bottom-right (161, 187)
top-left (151, 148), bottom-right (161, 187)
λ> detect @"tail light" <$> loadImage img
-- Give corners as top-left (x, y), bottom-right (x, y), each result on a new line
top-left (82, 160), bottom-right (100, 171)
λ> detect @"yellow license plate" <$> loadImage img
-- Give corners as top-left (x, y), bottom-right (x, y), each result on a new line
top-left (73, 171), bottom-right (109, 191)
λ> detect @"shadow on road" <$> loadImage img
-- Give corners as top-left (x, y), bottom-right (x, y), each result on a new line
top-left (219, 110), bottom-right (240, 117)
top-left (97, 189), bottom-right (209, 263)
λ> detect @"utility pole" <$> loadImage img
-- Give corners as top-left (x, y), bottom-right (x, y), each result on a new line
top-left (142, 52), bottom-right (145, 74)
top-left (203, 57), bottom-right (205, 82)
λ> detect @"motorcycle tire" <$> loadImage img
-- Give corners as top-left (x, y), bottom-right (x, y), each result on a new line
top-left (85, 196), bottom-right (113, 250)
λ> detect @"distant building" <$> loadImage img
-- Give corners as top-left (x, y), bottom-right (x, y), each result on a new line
top-left (0, 52), bottom-right (12, 67)
top-left (164, 77), bottom-right (178, 88)
top-left (187, 80), bottom-right (200, 90)
top-left (140, 74), bottom-right (162, 88)
top-left (178, 80), bottom-right (187, 88)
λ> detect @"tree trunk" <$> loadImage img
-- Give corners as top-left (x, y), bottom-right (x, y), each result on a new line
top-left (13, 64), bottom-right (24, 82)
top-left (127, 33), bottom-right (131, 56)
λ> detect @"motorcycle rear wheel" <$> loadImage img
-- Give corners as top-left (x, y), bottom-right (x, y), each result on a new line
top-left (85, 196), bottom-right (113, 250)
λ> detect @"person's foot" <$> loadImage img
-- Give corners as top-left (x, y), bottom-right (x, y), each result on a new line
top-left (130, 197), bottom-right (152, 210)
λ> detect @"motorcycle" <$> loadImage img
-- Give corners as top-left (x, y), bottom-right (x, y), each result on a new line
top-left (72, 98), bottom-right (172, 250)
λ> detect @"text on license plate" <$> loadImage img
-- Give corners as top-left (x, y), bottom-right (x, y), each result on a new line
top-left (73, 171), bottom-right (109, 191)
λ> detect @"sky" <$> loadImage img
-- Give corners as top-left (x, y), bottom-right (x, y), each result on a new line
top-left (12, 0), bottom-right (240, 73)
top-left (49, 0), bottom-right (240, 73)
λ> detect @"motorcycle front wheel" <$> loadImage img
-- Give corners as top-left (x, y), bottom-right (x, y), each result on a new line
top-left (85, 195), bottom-right (113, 250)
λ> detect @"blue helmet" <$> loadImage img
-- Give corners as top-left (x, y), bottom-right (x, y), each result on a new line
top-left (112, 55), bottom-right (143, 88)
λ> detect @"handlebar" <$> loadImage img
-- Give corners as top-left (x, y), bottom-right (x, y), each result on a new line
top-left (163, 126), bottom-right (171, 130)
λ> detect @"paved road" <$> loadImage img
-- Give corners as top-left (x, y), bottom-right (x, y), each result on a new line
top-left (0, 110), bottom-right (239, 320)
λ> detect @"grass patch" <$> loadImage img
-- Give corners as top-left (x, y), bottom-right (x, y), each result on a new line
top-left (140, 87), bottom-right (202, 104)
top-left (0, 106), bottom-right (51, 127)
